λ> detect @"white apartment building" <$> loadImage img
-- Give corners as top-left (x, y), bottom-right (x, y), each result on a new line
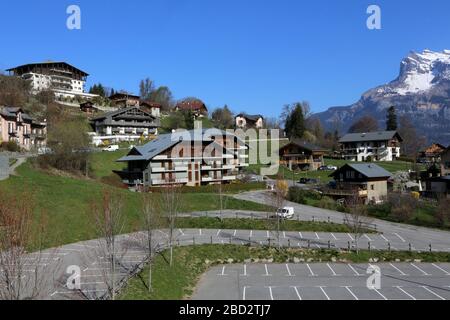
top-left (7, 62), bottom-right (98, 100)
top-left (339, 131), bottom-right (403, 162)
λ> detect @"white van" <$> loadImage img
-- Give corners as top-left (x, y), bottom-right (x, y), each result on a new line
top-left (276, 207), bottom-right (295, 219)
top-left (102, 145), bottom-right (120, 152)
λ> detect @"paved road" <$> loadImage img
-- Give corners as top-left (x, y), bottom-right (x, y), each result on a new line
top-left (7, 225), bottom-right (447, 300)
top-left (234, 190), bottom-right (450, 253)
top-left (193, 263), bottom-right (450, 300)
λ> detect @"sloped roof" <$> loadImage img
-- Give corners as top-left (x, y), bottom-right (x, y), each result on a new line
top-left (0, 106), bottom-right (33, 121)
top-left (331, 163), bottom-right (392, 179)
top-left (90, 106), bottom-right (154, 121)
top-left (7, 61), bottom-right (89, 76)
top-left (176, 99), bottom-right (207, 112)
top-left (117, 129), bottom-right (245, 162)
top-left (339, 131), bottom-right (402, 143)
top-left (236, 114), bottom-right (264, 122)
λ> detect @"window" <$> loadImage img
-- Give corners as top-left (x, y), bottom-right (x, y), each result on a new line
top-left (370, 184), bottom-right (375, 190)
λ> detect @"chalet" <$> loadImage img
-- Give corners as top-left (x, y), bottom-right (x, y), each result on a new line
top-left (175, 99), bottom-right (208, 118)
top-left (328, 163), bottom-right (392, 204)
top-left (109, 93), bottom-right (141, 108)
top-left (441, 147), bottom-right (450, 176)
top-left (80, 101), bottom-right (99, 115)
top-left (339, 131), bottom-right (402, 162)
top-left (418, 143), bottom-right (447, 163)
top-left (115, 129), bottom-right (248, 188)
top-left (278, 140), bottom-right (327, 171)
top-left (89, 106), bottom-right (160, 146)
top-left (139, 101), bottom-right (161, 118)
top-left (424, 147), bottom-right (450, 198)
top-left (235, 114), bottom-right (264, 129)
top-left (0, 106), bottom-right (47, 150)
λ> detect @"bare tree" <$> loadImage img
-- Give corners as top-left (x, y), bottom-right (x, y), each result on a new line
top-left (159, 183), bottom-right (182, 267)
top-left (138, 193), bottom-right (162, 292)
top-left (267, 176), bottom-right (288, 249)
top-left (0, 189), bottom-right (54, 300)
top-left (90, 189), bottom-right (126, 300)
top-left (344, 196), bottom-right (372, 254)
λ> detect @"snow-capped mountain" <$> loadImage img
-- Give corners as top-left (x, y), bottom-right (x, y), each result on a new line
top-left (314, 49), bottom-right (450, 145)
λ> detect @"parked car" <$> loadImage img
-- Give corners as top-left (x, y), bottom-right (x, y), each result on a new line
top-left (299, 178), bottom-right (319, 184)
top-left (318, 165), bottom-right (329, 171)
top-left (37, 147), bottom-right (53, 155)
top-left (327, 165), bottom-right (338, 171)
top-left (276, 207), bottom-right (295, 219)
top-left (102, 145), bottom-right (120, 152)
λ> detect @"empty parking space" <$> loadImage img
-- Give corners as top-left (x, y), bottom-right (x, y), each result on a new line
top-left (193, 263), bottom-right (450, 300)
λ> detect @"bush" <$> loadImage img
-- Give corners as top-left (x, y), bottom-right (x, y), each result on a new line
top-left (388, 193), bottom-right (418, 222)
top-left (287, 187), bottom-right (322, 204)
top-left (1, 141), bottom-right (21, 152)
top-left (317, 197), bottom-right (337, 210)
top-left (435, 198), bottom-right (450, 227)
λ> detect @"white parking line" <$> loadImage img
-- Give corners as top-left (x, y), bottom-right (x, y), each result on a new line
top-left (394, 233), bottom-right (406, 242)
top-left (395, 286), bottom-right (416, 300)
top-left (233, 230), bottom-right (237, 237)
top-left (343, 286), bottom-right (358, 300)
top-left (267, 286), bottom-right (274, 300)
top-left (421, 286), bottom-right (445, 300)
top-left (199, 229), bottom-right (202, 235)
top-left (347, 233), bottom-right (354, 241)
top-left (432, 264), bottom-right (450, 275)
top-left (283, 231), bottom-right (286, 239)
top-left (267, 231), bottom-right (270, 238)
top-left (331, 233), bottom-right (338, 240)
top-left (291, 286), bottom-right (302, 300)
top-left (306, 264), bottom-right (317, 277)
top-left (285, 264), bottom-right (294, 277)
top-left (241, 264), bottom-right (247, 276)
top-left (327, 263), bottom-right (340, 276)
top-left (410, 263), bottom-right (431, 276)
top-left (315, 232), bottom-right (320, 240)
top-left (380, 234), bottom-right (389, 242)
top-left (243, 286), bottom-right (247, 301)
top-left (373, 288), bottom-right (388, 300)
top-left (178, 229), bottom-right (185, 236)
top-left (389, 263), bottom-right (408, 276)
top-left (218, 266), bottom-right (227, 276)
top-left (216, 230), bottom-right (221, 236)
top-left (318, 286), bottom-right (330, 300)
top-left (348, 264), bottom-right (363, 276)
top-left (363, 234), bottom-right (372, 241)
top-left (250, 230), bottom-right (253, 237)
top-left (299, 232), bottom-right (303, 239)
top-left (264, 264), bottom-right (271, 276)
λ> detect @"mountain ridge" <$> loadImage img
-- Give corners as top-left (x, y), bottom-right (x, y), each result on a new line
top-left (313, 49), bottom-right (450, 146)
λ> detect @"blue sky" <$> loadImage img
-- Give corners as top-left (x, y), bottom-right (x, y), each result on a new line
top-left (0, 0), bottom-right (449, 117)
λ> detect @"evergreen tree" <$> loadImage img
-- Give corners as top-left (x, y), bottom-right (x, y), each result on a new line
top-left (386, 106), bottom-right (398, 131)
top-left (284, 103), bottom-right (305, 139)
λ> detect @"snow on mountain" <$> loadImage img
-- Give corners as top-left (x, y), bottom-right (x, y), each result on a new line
top-left (313, 50), bottom-right (450, 146)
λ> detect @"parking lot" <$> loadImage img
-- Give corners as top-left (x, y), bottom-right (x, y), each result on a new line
top-left (193, 263), bottom-right (450, 300)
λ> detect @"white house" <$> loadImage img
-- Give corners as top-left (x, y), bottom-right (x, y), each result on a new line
top-left (235, 114), bottom-right (264, 129)
top-left (339, 131), bottom-right (403, 162)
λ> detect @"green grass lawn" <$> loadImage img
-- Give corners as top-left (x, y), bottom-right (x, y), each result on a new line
top-left (89, 150), bottom-right (128, 179)
top-left (0, 162), bottom-right (271, 249)
top-left (119, 244), bottom-right (450, 300)
top-left (175, 217), bottom-right (373, 233)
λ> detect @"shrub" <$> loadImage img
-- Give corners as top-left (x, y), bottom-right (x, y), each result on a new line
top-left (388, 193), bottom-right (417, 222)
top-left (317, 197), bottom-right (337, 210)
top-left (287, 187), bottom-right (322, 204)
top-left (435, 197), bottom-right (450, 227)
top-left (1, 140), bottom-right (21, 152)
